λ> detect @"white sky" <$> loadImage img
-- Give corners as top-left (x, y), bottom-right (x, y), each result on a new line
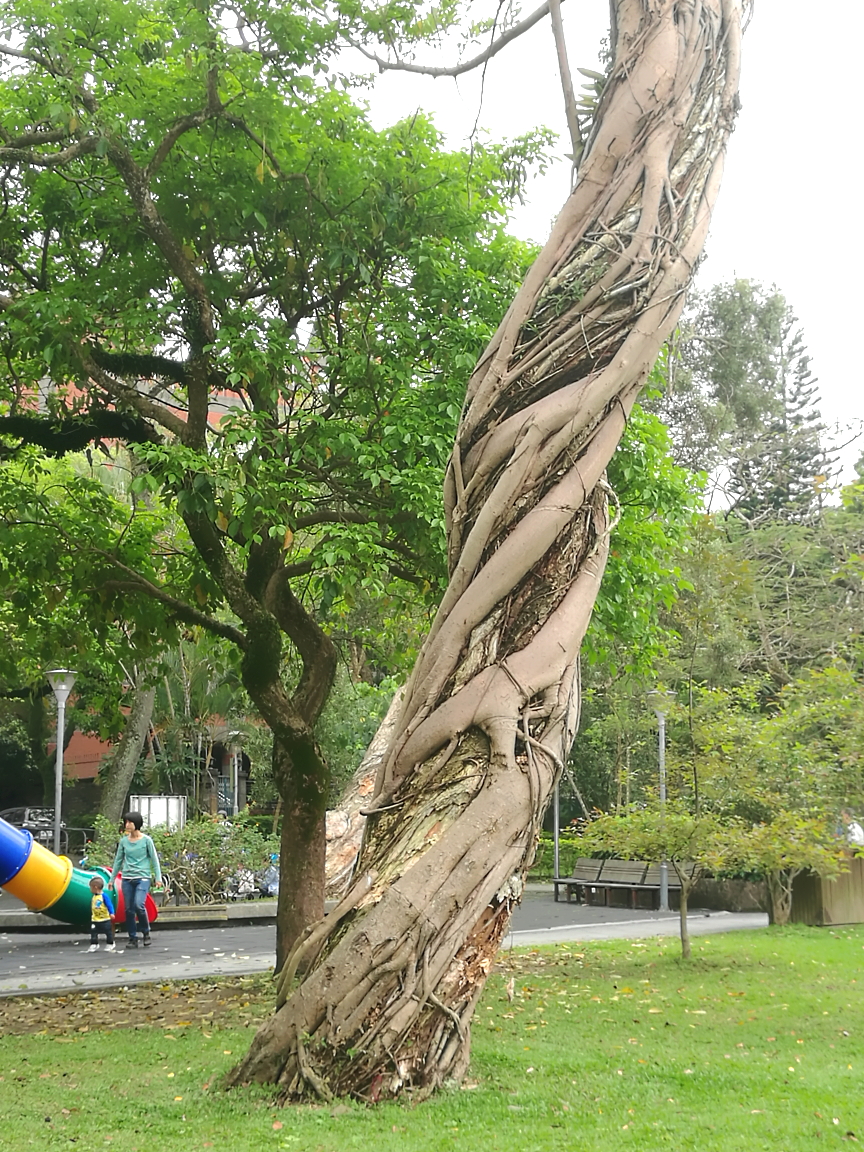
top-left (362, 2), bottom-right (863, 481)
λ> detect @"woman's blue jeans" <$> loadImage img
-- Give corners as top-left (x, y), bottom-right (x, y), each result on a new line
top-left (122, 877), bottom-right (151, 939)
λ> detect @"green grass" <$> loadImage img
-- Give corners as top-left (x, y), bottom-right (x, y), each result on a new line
top-left (1, 926), bottom-right (863, 1151)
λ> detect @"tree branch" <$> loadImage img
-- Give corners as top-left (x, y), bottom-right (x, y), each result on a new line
top-left (548, 0), bottom-right (582, 161)
top-left (263, 567), bottom-right (337, 721)
top-left (0, 136), bottom-right (98, 168)
top-left (0, 410), bottom-right (160, 456)
top-left (90, 345), bottom-right (188, 385)
top-left (0, 127), bottom-right (74, 149)
top-left (293, 510), bottom-right (371, 530)
top-left (222, 114), bottom-right (293, 179)
top-left (145, 109), bottom-right (221, 179)
top-left (77, 349), bottom-right (191, 441)
top-left (0, 41), bottom-right (55, 72)
top-left (182, 509), bottom-right (267, 630)
top-left (104, 142), bottom-right (217, 353)
top-left (99, 575), bottom-right (247, 648)
top-left (348, 0), bottom-right (567, 79)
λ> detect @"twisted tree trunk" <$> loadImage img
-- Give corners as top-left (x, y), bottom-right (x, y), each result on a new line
top-left (227, 0), bottom-right (746, 1101)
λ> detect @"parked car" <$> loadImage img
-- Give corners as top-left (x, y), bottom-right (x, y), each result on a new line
top-left (0, 806), bottom-right (66, 845)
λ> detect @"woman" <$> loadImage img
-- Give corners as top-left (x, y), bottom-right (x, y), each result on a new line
top-left (108, 811), bottom-right (164, 948)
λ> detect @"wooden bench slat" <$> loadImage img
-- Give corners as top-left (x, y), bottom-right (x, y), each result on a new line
top-left (570, 858), bottom-right (604, 881)
top-left (642, 863), bottom-right (697, 887)
top-left (598, 860), bottom-right (647, 884)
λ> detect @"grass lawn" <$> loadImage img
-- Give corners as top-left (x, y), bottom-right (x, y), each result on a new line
top-left (0, 925), bottom-right (862, 1151)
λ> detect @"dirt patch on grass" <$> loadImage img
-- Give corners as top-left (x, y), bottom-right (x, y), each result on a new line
top-left (0, 951), bottom-right (572, 1039)
top-left (0, 973), bottom-right (274, 1036)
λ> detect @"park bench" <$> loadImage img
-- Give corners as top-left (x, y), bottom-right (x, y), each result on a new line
top-left (553, 858), bottom-right (697, 908)
top-left (552, 858), bottom-right (604, 903)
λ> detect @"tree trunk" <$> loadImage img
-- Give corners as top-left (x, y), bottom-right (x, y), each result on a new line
top-left (235, 577), bottom-right (337, 966)
top-left (678, 879), bottom-right (692, 960)
top-left (274, 734), bottom-right (327, 970)
top-left (767, 869), bottom-right (795, 926)
top-left (226, 0), bottom-right (746, 1101)
top-left (98, 679), bottom-right (157, 831)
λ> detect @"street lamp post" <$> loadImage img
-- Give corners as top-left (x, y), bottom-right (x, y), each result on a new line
top-left (46, 669), bottom-right (77, 855)
top-left (646, 689), bottom-right (676, 913)
top-left (552, 781), bottom-right (561, 880)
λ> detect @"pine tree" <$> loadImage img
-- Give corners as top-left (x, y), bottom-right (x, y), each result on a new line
top-left (727, 312), bottom-right (832, 523)
top-left (654, 280), bottom-right (833, 521)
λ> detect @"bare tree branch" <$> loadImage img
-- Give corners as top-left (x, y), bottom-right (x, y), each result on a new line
top-left (348, 0), bottom-right (568, 79)
top-left (548, 0), bottom-right (583, 161)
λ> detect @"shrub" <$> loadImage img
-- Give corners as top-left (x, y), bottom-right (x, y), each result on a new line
top-left (529, 832), bottom-right (585, 879)
top-left (82, 812), bottom-right (280, 904)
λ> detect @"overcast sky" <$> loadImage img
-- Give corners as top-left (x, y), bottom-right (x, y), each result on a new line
top-left (362, 2), bottom-right (862, 481)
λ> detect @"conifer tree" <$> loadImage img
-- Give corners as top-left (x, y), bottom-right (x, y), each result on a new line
top-left (655, 279), bottom-right (834, 520)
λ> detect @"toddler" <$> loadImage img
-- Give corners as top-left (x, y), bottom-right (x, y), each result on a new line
top-left (87, 876), bottom-right (116, 952)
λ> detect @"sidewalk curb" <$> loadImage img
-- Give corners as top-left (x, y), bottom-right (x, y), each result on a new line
top-left (0, 900), bottom-right (278, 932)
top-left (0, 952), bottom-right (277, 998)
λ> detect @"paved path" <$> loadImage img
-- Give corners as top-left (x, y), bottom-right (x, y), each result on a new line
top-left (0, 888), bottom-right (768, 998)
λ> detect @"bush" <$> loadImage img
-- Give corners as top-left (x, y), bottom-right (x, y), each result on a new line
top-left (150, 813), bottom-right (280, 904)
top-left (242, 812), bottom-right (280, 837)
top-left (82, 812), bottom-right (280, 904)
top-left (529, 832), bottom-right (585, 879)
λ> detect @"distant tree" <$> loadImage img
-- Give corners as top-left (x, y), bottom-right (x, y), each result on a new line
top-left (580, 804), bottom-right (726, 959)
top-left (655, 280), bottom-right (835, 515)
top-left (0, 714), bottom-right (40, 807)
top-left (725, 312), bottom-right (831, 523)
top-left (97, 675), bottom-right (157, 830)
top-left (715, 812), bottom-right (846, 926)
top-left (0, 455), bottom-right (178, 805)
top-left (658, 279), bottom-right (789, 471)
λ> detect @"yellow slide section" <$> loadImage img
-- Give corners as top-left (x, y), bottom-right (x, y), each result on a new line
top-left (2, 839), bottom-right (73, 911)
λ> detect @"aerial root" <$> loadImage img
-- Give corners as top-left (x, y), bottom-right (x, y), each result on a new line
top-left (275, 870), bottom-right (377, 1007)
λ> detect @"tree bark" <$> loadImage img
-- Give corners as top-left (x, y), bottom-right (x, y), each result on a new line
top-left (226, 0), bottom-right (746, 1101)
top-left (273, 734), bottom-right (327, 967)
top-left (767, 868), bottom-right (796, 926)
top-left (324, 687), bottom-right (405, 898)
top-left (678, 877), bottom-right (693, 959)
top-left (98, 679), bottom-right (157, 831)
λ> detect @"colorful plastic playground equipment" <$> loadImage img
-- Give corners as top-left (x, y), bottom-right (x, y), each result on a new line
top-left (0, 813), bottom-right (158, 926)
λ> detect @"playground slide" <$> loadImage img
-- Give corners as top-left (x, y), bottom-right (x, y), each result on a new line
top-left (0, 814), bottom-right (158, 927)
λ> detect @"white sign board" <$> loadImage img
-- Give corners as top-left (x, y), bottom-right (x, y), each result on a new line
top-left (129, 794), bottom-right (186, 832)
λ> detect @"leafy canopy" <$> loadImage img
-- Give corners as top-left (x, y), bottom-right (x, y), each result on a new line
top-left (0, 0), bottom-right (554, 732)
